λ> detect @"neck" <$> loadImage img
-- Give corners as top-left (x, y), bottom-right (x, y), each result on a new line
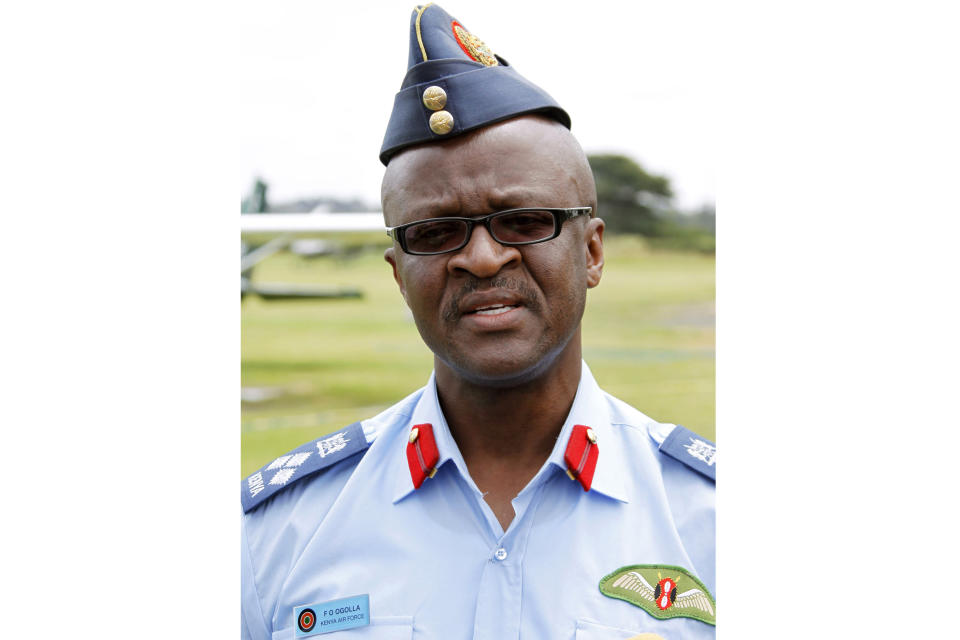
top-left (434, 341), bottom-right (582, 468)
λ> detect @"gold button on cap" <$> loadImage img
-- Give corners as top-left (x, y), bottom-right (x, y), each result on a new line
top-left (586, 428), bottom-right (597, 444)
top-left (422, 86), bottom-right (447, 111)
top-left (429, 110), bottom-right (454, 135)
top-left (409, 427), bottom-right (419, 444)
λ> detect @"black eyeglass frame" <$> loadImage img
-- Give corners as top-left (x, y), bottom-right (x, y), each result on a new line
top-left (386, 207), bottom-right (594, 256)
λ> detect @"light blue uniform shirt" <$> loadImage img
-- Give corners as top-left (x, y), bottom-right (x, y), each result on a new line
top-left (241, 363), bottom-right (715, 639)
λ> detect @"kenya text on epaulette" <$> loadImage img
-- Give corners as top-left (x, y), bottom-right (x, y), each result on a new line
top-left (659, 425), bottom-right (716, 482)
top-left (241, 422), bottom-right (369, 513)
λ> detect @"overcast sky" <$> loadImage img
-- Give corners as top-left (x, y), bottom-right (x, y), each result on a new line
top-left (239, 0), bottom-right (717, 210)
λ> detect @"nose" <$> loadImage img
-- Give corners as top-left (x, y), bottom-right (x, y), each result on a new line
top-left (446, 224), bottom-right (521, 278)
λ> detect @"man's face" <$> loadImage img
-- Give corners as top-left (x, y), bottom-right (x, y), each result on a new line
top-left (382, 117), bottom-right (604, 386)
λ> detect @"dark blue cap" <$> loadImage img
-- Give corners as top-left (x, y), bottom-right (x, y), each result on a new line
top-left (379, 3), bottom-right (571, 165)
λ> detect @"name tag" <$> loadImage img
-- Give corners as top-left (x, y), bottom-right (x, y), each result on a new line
top-left (294, 594), bottom-right (370, 637)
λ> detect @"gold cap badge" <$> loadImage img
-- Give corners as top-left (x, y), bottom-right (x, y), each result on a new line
top-left (451, 21), bottom-right (498, 67)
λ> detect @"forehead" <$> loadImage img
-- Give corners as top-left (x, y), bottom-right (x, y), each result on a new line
top-left (382, 118), bottom-right (583, 224)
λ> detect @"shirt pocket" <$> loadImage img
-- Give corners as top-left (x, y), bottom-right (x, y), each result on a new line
top-left (271, 615), bottom-right (413, 640)
top-left (575, 618), bottom-right (663, 640)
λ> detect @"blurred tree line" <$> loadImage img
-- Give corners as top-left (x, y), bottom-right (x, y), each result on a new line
top-left (588, 154), bottom-right (715, 254)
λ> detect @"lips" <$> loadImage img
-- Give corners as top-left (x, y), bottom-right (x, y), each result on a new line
top-left (469, 303), bottom-right (519, 316)
top-left (458, 298), bottom-right (524, 330)
top-left (442, 277), bottom-right (542, 324)
top-left (459, 292), bottom-right (524, 317)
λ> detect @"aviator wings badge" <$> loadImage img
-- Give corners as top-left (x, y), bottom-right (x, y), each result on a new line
top-left (599, 565), bottom-right (716, 626)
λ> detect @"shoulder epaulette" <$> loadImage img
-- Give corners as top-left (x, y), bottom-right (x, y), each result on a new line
top-left (658, 424), bottom-right (716, 482)
top-left (241, 421), bottom-right (370, 513)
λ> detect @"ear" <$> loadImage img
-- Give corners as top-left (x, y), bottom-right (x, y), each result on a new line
top-left (584, 217), bottom-right (605, 289)
top-left (384, 247), bottom-right (407, 299)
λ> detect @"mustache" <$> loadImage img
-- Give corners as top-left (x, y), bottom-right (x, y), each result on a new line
top-left (442, 277), bottom-right (542, 322)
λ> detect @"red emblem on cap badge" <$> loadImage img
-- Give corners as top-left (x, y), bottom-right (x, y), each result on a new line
top-left (451, 21), bottom-right (498, 66)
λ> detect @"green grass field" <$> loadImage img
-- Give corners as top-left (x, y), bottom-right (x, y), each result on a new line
top-left (241, 234), bottom-right (714, 477)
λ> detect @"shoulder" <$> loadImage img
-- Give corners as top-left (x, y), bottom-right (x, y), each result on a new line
top-left (656, 424), bottom-right (717, 482)
top-left (602, 391), bottom-right (716, 483)
top-left (240, 421), bottom-right (370, 515)
top-left (240, 386), bottom-right (424, 516)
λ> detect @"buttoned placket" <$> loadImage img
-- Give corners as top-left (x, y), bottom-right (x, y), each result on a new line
top-left (466, 467), bottom-right (552, 640)
top-left (424, 406), bottom-right (564, 640)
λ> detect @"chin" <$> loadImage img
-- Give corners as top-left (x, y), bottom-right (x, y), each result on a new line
top-left (437, 340), bottom-right (571, 389)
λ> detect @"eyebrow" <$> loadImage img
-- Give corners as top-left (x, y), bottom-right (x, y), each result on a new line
top-left (486, 187), bottom-right (541, 210)
top-left (397, 186), bottom-right (547, 222)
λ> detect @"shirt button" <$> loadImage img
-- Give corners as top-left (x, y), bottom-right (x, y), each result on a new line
top-left (494, 547), bottom-right (508, 561)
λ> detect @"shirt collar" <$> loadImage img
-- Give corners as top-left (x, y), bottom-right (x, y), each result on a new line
top-left (543, 362), bottom-right (629, 503)
top-left (392, 371), bottom-right (469, 503)
top-left (391, 362), bottom-right (629, 503)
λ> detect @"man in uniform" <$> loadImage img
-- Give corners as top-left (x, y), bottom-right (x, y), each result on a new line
top-left (241, 5), bottom-right (715, 639)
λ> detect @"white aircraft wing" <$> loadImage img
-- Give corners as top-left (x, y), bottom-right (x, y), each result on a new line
top-left (240, 212), bottom-right (387, 300)
top-left (240, 212), bottom-right (385, 241)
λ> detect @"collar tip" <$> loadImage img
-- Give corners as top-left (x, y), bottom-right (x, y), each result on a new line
top-left (591, 485), bottom-right (630, 503)
top-left (392, 487), bottom-right (416, 504)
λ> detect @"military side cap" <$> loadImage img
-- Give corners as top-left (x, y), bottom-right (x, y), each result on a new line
top-left (379, 3), bottom-right (571, 165)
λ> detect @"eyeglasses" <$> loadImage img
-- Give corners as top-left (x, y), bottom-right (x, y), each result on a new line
top-left (386, 207), bottom-right (593, 256)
